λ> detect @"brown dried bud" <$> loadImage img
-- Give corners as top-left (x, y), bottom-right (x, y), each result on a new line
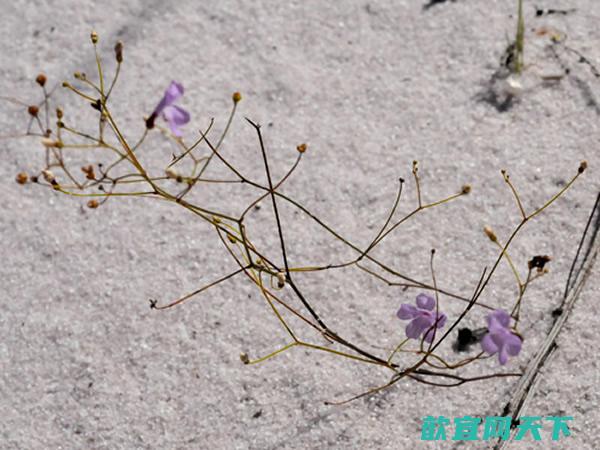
top-left (528, 255), bottom-right (551, 272)
top-left (74, 72), bottom-right (86, 80)
top-left (232, 92), bottom-right (242, 103)
top-left (15, 172), bottom-right (28, 185)
top-left (239, 353), bottom-right (250, 364)
top-left (90, 30), bottom-right (99, 44)
top-left (28, 105), bottom-right (39, 116)
top-left (484, 226), bottom-right (498, 243)
top-left (81, 165), bottom-right (96, 180)
top-left (87, 199), bottom-right (99, 209)
top-left (461, 184), bottom-right (472, 194)
top-left (56, 107), bottom-right (63, 119)
top-left (114, 41), bottom-right (124, 63)
top-left (296, 143), bottom-right (307, 153)
top-left (579, 160), bottom-right (588, 174)
top-left (36, 73), bottom-right (47, 87)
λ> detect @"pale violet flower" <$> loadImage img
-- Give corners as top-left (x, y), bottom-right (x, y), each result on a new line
top-left (397, 293), bottom-right (447, 343)
top-left (146, 81), bottom-right (190, 136)
top-left (481, 309), bottom-right (522, 365)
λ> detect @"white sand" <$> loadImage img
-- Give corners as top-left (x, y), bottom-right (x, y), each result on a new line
top-left (1, 1), bottom-right (599, 448)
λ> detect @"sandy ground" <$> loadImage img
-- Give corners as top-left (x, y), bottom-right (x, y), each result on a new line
top-left (1, 0), bottom-right (599, 449)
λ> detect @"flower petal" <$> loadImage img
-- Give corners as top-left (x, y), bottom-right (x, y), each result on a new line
top-left (406, 316), bottom-right (432, 339)
top-left (435, 312), bottom-right (447, 328)
top-left (162, 105), bottom-right (190, 136)
top-left (488, 309), bottom-right (511, 329)
top-left (505, 333), bottom-right (522, 356)
top-left (153, 81), bottom-right (185, 116)
top-left (416, 293), bottom-right (435, 311)
top-left (423, 326), bottom-right (439, 343)
top-left (481, 333), bottom-right (499, 354)
top-left (498, 346), bottom-right (509, 365)
top-left (397, 304), bottom-right (418, 320)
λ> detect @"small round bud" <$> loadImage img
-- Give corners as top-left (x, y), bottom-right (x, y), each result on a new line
top-left (36, 73), bottom-right (47, 87)
top-left (484, 226), bottom-right (498, 243)
top-left (240, 352), bottom-right (250, 364)
top-left (28, 105), bottom-right (39, 116)
top-left (296, 143), bottom-right (307, 153)
top-left (15, 172), bottom-right (28, 185)
top-left (74, 72), bottom-right (86, 80)
top-left (461, 184), bottom-right (472, 194)
top-left (87, 199), bottom-right (99, 209)
top-left (578, 160), bottom-right (588, 174)
top-left (212, 215), bottom-right (222, 224)
top-left (232, 92), bottom-right (242, 103)
top-left (227, 234), bottom-right (237, 244)
top-left (114, 41), bottom-right (123, 63)
top-left (62, 81), bottom-right (71, 88)
top-left (56, 107), bottom-right (63, 119)
top-left (90, 31), bottom-right (99, 44)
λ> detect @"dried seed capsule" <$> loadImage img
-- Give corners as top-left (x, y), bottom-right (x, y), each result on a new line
top-left (87, 199), bottom-right (99, 209)
top-left (296, 143), bottom-right (307, 153)
top-left (90, 31), bottom-right (99, 44)
top-left (28, 105), bottom-right (39, 116)
top-left (232, 92), bottom-right (242, 103)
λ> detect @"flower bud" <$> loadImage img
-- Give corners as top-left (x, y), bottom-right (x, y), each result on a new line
top-left (41, 137), bottom-right (58, 148)
top-left (240, 352), bottom-right (250, 364)
top-left (15, 172), bottom-right (28, 185)
top-left (165, 168), bottom-right (179, 179)
top-left (578, 160), bottom-right (588, 174)
top-left (28, 105), bottom-right (39, 116)
top-left (276, 272), bottom-right (286, 288)
top-left (42, 169), bottom-right (56, 184)
top-left (296, 143), bottom-right (307, 153)
top-left (484, 226), bottom-right (498, 243)
top-left (114, 41), bottom-right (123, 63)
top-left (87, 199), bottom-right (99, 209)
top-left (36, 73), bottom-right (47, 87)
top-left (461, 184), bottom-right (472, 194)
top-left (90, 30), bottom-right (99, 44)
top-left (232, 92), bottom-right (242, 103)
top-left (56, 107), bottom-right (63, 119)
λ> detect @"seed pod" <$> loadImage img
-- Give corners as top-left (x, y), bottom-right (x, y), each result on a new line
top-left (296, 143), bottom-right (307, 153)
top-left (28, 105), bottom-right (39, 116)
top-left (87, 199), bottom-right (99, 209)
top-left (232, 92), bottom-right (242, 103)
top-left (90, 31), bottom-right (99, 44)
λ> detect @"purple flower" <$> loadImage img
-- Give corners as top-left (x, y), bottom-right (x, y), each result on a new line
top-left (481, 309), bottom-right (522, 365)
top-left (146, 81), bottom-right (190, 137)
top-left (397, 293), bottom-right (447, 343)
